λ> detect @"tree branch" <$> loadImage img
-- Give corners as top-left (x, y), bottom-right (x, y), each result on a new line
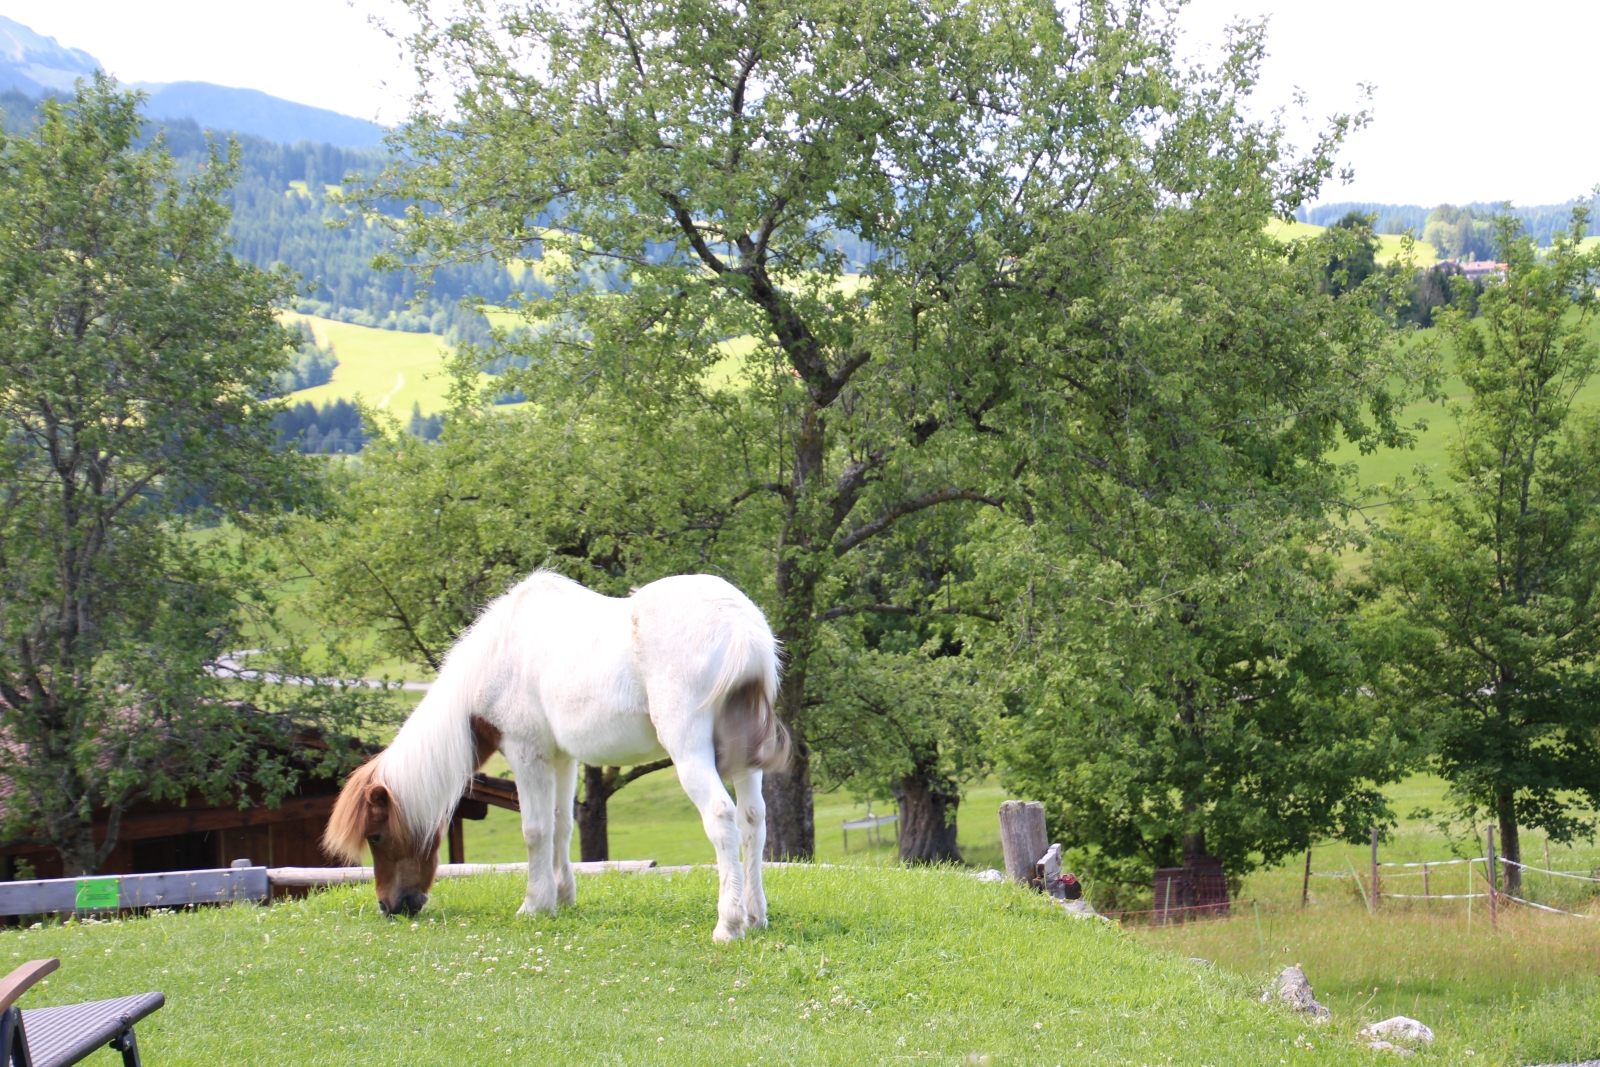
top-left (833, 489), bottom-right (1004, 556)
top-left (820, 603), bottom-right (1002, 623)
top-left (616, 758), bottom-right (673, 789)
top-left (359, 561), bottom-right (442, 672)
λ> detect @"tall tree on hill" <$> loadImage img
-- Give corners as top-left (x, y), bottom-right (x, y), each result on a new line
top-left (0, 77), bottom-right (380, 874)
top-left (973, 161), bottom-right (1431, 895)
top-left (372, 0), bottom-right (1395, 859)
top-left (1366, 210), bottom-right (1600, 895)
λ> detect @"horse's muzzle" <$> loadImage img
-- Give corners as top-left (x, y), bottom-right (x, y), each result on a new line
top-left (380, 890), bottom-right (429, 917)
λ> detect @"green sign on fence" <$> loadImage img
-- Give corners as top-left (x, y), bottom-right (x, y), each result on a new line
top-left (74, 877), bottom-right (119, 909)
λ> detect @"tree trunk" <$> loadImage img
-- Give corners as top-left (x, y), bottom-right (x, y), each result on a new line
top-left (763, 742), bottom-right (814, 861)
top-left (763, 396), bottom-right (831, 862)
top-left (1496, 791), bottom-right (1521, 895)
top-left (895, 770), bottom-right (961, 865)
top-left (1182, 828), bottom-right (1208, 868)
top-left (575, 765), bottom-right (614, 863)
top-left (59, 828), bottom-right (100, 877)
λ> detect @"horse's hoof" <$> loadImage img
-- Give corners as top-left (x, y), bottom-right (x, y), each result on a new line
top-left (517, 899), bottom-right (556, 918)
top-left (712, 923), bottom-right (744, 944)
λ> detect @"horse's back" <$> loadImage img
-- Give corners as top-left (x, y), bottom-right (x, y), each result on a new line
top-left (629, 573), bottom-right (769, 643)
top-left (628, 574), bottom-right (777, 693)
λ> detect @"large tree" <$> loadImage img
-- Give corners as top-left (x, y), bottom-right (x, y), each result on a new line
top-left (971, 183), bottom-right (1431, 896)
top-left (372, 0), bottom-right (1381, 859)
top-left (0, 78), bottom-right (377, 874)
top-left (1366, 210), bottom-right (1600, 895)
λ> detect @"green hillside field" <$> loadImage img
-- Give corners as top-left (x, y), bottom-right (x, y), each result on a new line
top-left (1264, 218), bottom-right (1440, 267)
top-left (5, 864), bottom-right (1446, 1067)
top-left (1333, 313), bottom-right (1600, 504)
top-left (284, 315), bottom-right (457, 417)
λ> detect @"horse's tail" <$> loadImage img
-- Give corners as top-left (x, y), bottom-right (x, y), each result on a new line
top-left (710, 610), bottom-right (789, 777)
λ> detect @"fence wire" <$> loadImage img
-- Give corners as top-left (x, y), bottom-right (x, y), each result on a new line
top-left (1307, 854), bottom-right (1599, 920)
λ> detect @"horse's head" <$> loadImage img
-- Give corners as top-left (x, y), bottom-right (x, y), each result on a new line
top-left (323, 756), bottom-right (440, 917)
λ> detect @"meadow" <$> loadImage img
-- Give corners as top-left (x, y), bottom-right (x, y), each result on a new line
top-left (454, 764), bottom-right (1600, 1064)
top-left (284, 315), bottom-right (457, 418)
top-left (1131, 773), bottom-right (1600, 1066)
top-left (10, 865), bottom-right (1410, 1067)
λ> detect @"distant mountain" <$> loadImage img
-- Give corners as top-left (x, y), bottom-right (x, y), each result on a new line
top-left (0, 15), bottom-right (386, 148)
top-left (0, 14), bottom-right (97, 96)
top-left (136, 82), bottom-right (386, 149)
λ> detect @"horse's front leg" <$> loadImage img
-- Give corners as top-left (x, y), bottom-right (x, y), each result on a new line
top-left (552, 756), bottom-right (578, 906)
top-left (734, 770), bottom-right (768, 929)
top-left (503, 742), bottom-right (559, 917)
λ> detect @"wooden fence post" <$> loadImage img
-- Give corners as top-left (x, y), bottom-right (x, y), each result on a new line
top-left (999, 801), bottom-right (1049, 885)
top-left (448, 813), bottom-right (465, 865)
top-left (1300, 847), bottom-right (1311, 909)
top-left (1369, 827), bottom-right (1380, 913)
top-left (1486, 824), bottom-right (1497, 929)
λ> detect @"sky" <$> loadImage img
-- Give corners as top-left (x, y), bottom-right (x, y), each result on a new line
top-left (3, 0), bottom-right (1597, 208)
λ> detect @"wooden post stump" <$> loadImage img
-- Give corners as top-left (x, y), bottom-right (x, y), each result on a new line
top-left (1369, 827), bottom-right (1380, 913)
top-left (1486, 824), bottom-right (1498, 929)
top-left (999, 800), bottom-right (1048, 885)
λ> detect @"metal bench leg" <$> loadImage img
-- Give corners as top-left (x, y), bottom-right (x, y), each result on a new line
top-left (2, 1007), bottom-right (33, 1067)
top-left (109, 1027), bottom-right (142, 1067)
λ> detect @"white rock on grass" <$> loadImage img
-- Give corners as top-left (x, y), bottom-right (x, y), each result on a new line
top-left (1360, 1017), bottom-right (1435, 1046)
top-left (1366, 1040), bottom-right (1416, 1056)
top-left (1260, 965), bottom-right (1331, 1022)
top-left (1056, 898), bottom-right (1103, 921)
top-left (972, 869), bottom-right (1005, 883)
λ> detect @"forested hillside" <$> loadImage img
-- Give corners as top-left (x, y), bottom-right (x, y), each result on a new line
top-left (160, 119), bottom-right (519, 345)
top-left (1, 87), bottom-right (518, 345)
top-left (1304, 199), bottom-right (1599, 248)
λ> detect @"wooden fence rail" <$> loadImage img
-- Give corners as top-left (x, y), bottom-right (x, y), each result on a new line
top-left (0, 859), bottom-right (662, 916)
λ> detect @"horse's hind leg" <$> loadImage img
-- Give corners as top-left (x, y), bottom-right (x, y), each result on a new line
top-left (674, 750), bottom-right (747, 942)
top-left (503, 741), bottom-right (559, 917)
top-left (552, 756), bottom-right (578, 906)
top-left (734, 770), bottom-right (768, 929)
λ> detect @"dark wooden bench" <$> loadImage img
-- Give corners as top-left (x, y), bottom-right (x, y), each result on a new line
top-left (0, 959), bottom-right (164, 1067)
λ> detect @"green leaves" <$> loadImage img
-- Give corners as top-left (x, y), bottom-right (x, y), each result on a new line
top-left (1367, 205), bottom-right (1600, 851)
top-left (355, 0), bottom-right (1427, 864)
top-left (0, 76), bottom-right (379, 873)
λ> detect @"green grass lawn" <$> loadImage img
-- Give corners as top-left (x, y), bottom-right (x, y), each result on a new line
top-left (14, 866), bottom-right (1371, 1067)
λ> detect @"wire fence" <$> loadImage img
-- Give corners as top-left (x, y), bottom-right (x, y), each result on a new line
top-left (1134, 851), bottom-right (1600, 926)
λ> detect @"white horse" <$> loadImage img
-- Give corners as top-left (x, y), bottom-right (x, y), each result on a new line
top-left (324, 571), bottom-right (787, 942)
